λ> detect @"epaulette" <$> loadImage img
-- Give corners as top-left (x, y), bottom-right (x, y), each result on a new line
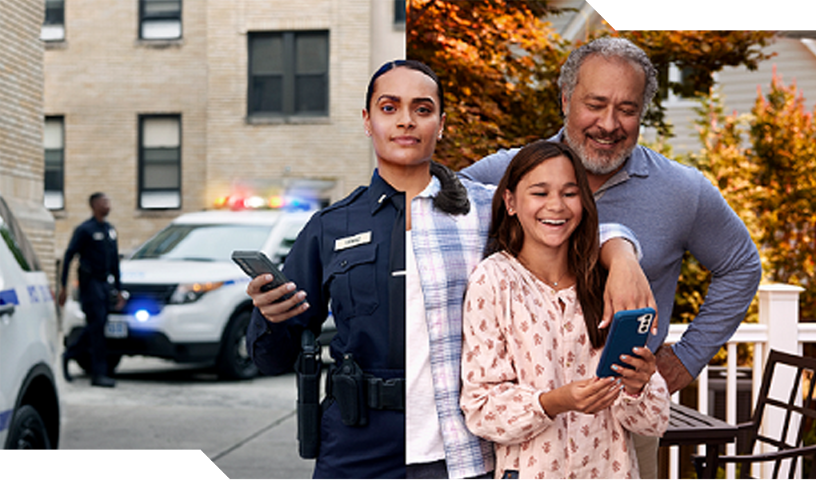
top-left (317, 185), bottom-right (368, 215)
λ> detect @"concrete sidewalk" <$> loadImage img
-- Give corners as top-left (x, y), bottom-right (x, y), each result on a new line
top-left (58, 357), bottom-right (314, 479)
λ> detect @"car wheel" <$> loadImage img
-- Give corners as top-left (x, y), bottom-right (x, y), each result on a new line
top-left (5, 405), bottom-right (52, 449)
top-left (216, 310), bottom-right (259, 380)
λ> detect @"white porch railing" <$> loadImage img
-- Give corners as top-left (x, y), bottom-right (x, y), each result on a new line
top-left (664, 284), bottom-right (814, 479)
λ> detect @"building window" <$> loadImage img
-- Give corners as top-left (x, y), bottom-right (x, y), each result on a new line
top-left (394, 0), bottom-right (406, 25)
top-left (248, 31), bottom-right (329, 118)
top-left (44, 117), bottom-right (65, 210)
top-left (139, 0), bottom-right (182, 40)
top-left (41, 0), bottom-right (65, 42)
top-left (139, 115), bottom-right (181, 209)
top-left (659, 63), bottom-right (701, 103)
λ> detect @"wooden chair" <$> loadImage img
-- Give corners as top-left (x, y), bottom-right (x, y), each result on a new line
top-left (694, 349), bottom-right (816, 478)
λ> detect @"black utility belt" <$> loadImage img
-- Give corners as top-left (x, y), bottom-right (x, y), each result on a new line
top-left (326, 354), bottom-right (405, 427)
top-left (78, 269), bottom-right (112, 282)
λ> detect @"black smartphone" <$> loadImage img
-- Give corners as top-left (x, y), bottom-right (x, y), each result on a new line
top-left (231, 250), bottom-right (298, 301)
top-left (596, 307), bottom-right (655, 378)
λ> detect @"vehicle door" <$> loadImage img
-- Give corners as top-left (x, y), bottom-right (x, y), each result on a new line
top-left (0, 198), bottom-right (57, 417)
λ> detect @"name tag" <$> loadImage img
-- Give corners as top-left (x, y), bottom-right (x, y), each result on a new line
top-left (335, 231), bottom-right (372, 251)
top-left (93, 232), bottom-right (104, 241)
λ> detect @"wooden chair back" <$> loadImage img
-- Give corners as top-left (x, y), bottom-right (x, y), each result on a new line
top-left (737, 349), bottom-right (816, 478)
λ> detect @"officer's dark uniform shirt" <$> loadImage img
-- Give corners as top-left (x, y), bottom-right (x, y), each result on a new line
top-left (61, 217), bottom-right (121, 293)
top-left (247, 170), bottom-right (406, 479)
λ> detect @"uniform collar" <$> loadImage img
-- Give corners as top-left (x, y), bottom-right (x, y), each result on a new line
top-left (368, 169), bottom-right (402, 214)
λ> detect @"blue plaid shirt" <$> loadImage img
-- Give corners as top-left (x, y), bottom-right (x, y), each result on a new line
top-left (410, 175), bottom-right (640, 478)
top-left (411, 176), bottom-right (495, 479)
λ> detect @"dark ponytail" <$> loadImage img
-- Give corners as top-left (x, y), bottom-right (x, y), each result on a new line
top-left (429, 161), bottom-right (470, 216)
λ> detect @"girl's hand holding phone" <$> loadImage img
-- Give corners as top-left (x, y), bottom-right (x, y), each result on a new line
top-left (612, 346), bottom-right (656, 396)
top-left (539, 377), bottom-right (621, 417)
top-left (247, 274), bottom-right (310, 323)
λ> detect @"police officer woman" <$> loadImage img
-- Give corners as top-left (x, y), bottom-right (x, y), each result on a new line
top-left (246, 60), bottom-right (441, 478)
top-left (246, 60), bottom-right (652, 479)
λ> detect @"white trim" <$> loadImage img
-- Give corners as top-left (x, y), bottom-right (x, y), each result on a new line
top-left (560, 1), bottom-right (601, 43)
top-left (801, 38), bottom-right (816, 58)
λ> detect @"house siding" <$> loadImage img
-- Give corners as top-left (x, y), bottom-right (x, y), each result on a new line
top-left (657, 36), bottom-right (816, 155)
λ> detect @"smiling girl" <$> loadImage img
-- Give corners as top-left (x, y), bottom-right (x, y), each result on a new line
top-left (460, 140), bottom-right (669, 479)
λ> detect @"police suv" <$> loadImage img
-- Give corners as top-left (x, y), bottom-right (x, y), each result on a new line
top-left (61, 207), bottom-right (317, 379)
top-left (0, 195), bottom-right (61, 449)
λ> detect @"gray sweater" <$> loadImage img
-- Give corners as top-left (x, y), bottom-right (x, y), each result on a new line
top-left (460, 133), bottom-right (762, 377)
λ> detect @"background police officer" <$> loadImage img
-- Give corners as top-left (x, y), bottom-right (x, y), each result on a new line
top-left (59, 192), bottom-right (124, 388)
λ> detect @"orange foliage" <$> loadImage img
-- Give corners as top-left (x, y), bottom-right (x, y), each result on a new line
top-left (407, 1), bottom-right (776, 170)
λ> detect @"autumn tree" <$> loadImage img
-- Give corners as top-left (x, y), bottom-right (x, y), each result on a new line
top-left (681, 73), bottom-right (816, 326)
top-left (749, 73), bottom-right (816, 321)
top-left (407, 1), bottom-right (777, 169)
top-left (407, 0), bottom-right (568, 170)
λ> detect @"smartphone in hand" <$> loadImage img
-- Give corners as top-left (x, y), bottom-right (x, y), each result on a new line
top-left (596, 307), bottom-right (655, 378)
top-left (231, 250), bottom-right (301, 304)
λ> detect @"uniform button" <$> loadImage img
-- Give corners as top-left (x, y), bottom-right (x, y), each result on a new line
top-left (341, 260), bottom-right (348, 267)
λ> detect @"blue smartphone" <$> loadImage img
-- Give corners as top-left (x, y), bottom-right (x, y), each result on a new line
top-left (595, 307), bottom-right (655, 378)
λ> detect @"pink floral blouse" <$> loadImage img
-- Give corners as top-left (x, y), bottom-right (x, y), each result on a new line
top-left (460, 252), bottom-right (670, 479)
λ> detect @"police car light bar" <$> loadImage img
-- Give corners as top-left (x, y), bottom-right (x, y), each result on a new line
top-left (213, 193), bottom-right (316, 212)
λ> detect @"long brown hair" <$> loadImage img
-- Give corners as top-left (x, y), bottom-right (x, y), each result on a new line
top-left (486, 140), bottom-right (608, 348)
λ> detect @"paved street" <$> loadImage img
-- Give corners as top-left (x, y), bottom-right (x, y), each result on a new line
top-left (58, 356), bottom-right (314, 479)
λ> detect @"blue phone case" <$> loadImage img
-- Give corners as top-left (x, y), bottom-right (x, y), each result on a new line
top-left (595, 307), bottom-right (655, 378)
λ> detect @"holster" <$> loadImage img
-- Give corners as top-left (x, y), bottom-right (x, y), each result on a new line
top-left (295, 330), bottom-right (321, 459)
top-left (332, 354), bottom-right (368, 427)
top-left (328, 354), bottom-right (405, 428)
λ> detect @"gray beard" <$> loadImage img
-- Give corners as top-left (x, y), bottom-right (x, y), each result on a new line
top-left (563, 127), bottom-right (633, 175)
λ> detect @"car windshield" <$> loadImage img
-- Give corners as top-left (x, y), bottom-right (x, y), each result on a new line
top-left (131, 224), bottom-right (274, 261)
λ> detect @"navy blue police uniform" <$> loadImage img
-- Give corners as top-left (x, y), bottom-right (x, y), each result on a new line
top-left (247, 170), bottom-right (406, 479)
top-left (61, 217), bottom-right (121, 377)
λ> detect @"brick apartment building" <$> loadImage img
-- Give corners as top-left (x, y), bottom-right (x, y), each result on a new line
top-left (0, 0), bottom-right (56, 278)
top-left (44, 0), bottom-right (405, 257)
